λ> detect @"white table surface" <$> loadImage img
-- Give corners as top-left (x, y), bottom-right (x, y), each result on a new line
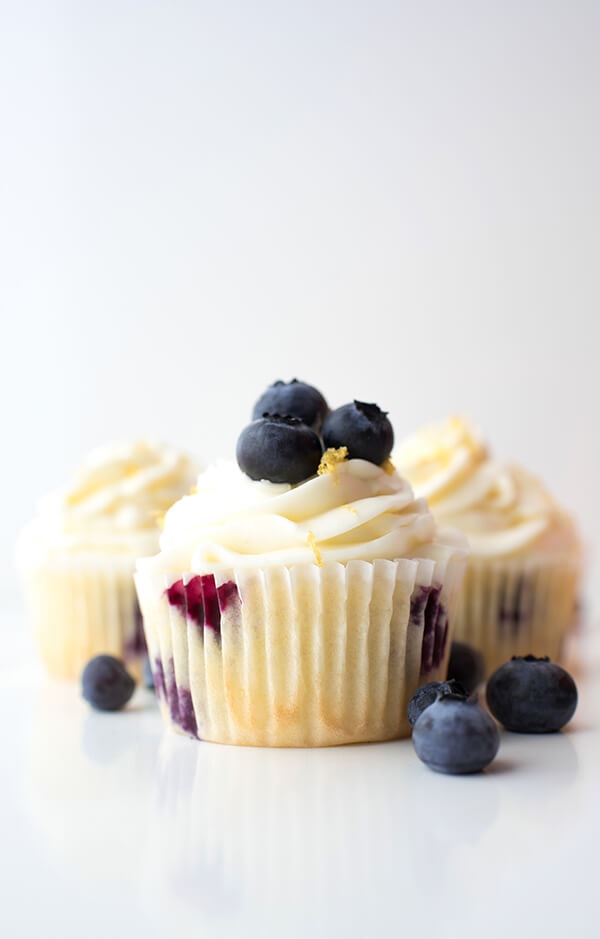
top-left (2, 605), bottom-right (599, 939)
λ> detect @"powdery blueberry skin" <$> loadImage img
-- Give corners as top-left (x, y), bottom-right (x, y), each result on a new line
top-left (486, 655), bottom-right (578, 733)
top-left (82, 654), bottom-right (136, 712)
top-left (412, 693), bottom-right (500, 774)
top-left (407, 679), bottom-right (468, 728)
top-left (236, 415), bottom-right (323, 484)
top-left (322, 400), bottom-right (394, 465)
top-left (251, 378), bottom-right (329, 432)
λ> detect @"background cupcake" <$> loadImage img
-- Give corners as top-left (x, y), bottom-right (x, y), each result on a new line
top-left (394, 416), bottom-right (582, 675)
top-left (16, 439), bottom-right (197, 680)
top-left (135, 386), bottom-right (468, 747)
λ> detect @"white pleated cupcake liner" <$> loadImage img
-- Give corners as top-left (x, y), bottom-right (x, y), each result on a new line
top-left (453, 555), bottom-right (581, 676)
top-left (21, 554), bottom-right (147, 680)
top-left (135, 549), bottom-right (466, 747)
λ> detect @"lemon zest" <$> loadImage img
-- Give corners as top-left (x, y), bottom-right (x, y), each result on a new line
top-left (307, 531), bottom-right (323, 566)
top-left (317, 446), bottom-right (348, 481)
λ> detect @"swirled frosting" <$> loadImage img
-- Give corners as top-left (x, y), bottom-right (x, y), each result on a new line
top-left (394, 417), bottom-right (580, 559)
top-left (151, 455), bottom-right (454, 573)
top-left (18, 440), bottom-right (197, 561)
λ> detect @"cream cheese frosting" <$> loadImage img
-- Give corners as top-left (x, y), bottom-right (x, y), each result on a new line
top-left (151, 454), bottom-right (451, 573)
top-left (393, 416), bottom-right (580, 559)
top-left (17, 440), bottom-right (197, 562)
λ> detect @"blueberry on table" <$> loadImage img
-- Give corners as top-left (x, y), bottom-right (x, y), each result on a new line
top-left (407, 679), bottom-right (468, 728)
top-left (82, 655), bottom-right (136, 712)
top-left (412, 691), bottom-right (500, 774)
top-left (236, 414), bottom-right (323, 484)
top-left (252, 379), bottom-right (329, 432)
top-left (322, 400), bottom-right (394, 465)
top-left (486, 655), bottom-right (578, 733)
top-left (447, 640), bottom-right (486, 694)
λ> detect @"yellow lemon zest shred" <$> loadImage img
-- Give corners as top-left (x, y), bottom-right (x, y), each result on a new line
top-left (317, 447), bottom-right (348, 481)
top-left (307, 531), bottom-right (323, 566)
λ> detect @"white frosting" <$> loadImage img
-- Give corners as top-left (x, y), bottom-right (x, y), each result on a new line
top-left (151, 456), bottom-right (449, 573)
top-left (17, 440), bottom-right (197, 563)
top-left (394, 417), bottom-right (580, 559)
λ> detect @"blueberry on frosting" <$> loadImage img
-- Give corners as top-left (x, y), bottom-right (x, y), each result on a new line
top-left (240, 384), bottom-right (395, 485)
top-left (236, 414), bottom-right (323, 484)
top-left (252, 379), bottom-right (329, 432)
top-left (322, 401), bottom-right (394, 466)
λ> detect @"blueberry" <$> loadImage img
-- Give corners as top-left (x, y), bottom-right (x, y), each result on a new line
top-left (446, 640), bottom-right (486, 694)
top-left (412, 692), bottom-right (500, 774)
top-left (236, 414), bottom-right (323, 484)
top-left (322, 400), bottom-right (394, 465)
top-left (407, 679), bottom-right (468, 728)
top-left (486, 655), bottom-right (578, 733)
top-left (82, 655), bottom-right (136, 712)
top-left (252, 379), bottom-right (329, 432)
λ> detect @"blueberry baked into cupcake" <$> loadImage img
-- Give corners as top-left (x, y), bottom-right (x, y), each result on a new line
top-left (135, 381), bottom-right (468, 747)
top-left (394, 416), bottom-right (582, 675)
top-left (16, 440), bottom-right (197, 680)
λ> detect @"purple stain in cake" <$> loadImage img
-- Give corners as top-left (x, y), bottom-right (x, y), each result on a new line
top-left (175, 686), bottom-right (198, 738)
top-left (166, 575), bottom-right (240, 641)
top-left (166, 579), bottom-right (187, 616)
top-left (153, 657), bottom-right (167, 700)
top-left (153, 657), bottom-right (199, 739)
top-left (181, 576), bottom-right (206, 626)
top-left (421, 586), bottom-right (441, 672)
top-left (410, 584), bottom-right (449, 675)
top-left (409, 585), bottom-right (430, 626)
top-left (124, 600), bottom-right (148, 659)
top-left (432, 603), bottom-right (449, 671)
top-left (499, 575), bottom-right (532, 634)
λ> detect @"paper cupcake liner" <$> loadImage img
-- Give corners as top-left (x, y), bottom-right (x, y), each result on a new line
top-left (21, 554), bottom-right (147, 681)
top-left (135, 550), bottom-right (466, 747)
top-left (453, 555), bottom-right (581, 676)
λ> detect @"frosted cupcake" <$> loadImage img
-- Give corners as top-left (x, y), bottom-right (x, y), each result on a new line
top-left (16, 439), bottom-right (197, 680)
top-left (394, 417), bottom-right (582, 675)
top-left (135, 395), bottom-right (468, 747)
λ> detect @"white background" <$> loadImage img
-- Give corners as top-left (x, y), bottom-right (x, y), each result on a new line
top-left (2, 0), bottom-right (599, 614)
top-left (2, 7), bottom-right (600, 937)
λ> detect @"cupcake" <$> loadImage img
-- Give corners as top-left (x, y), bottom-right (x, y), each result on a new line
top-left (135, 390), bottom-right (468, 747)
top-left (16, 439), bottom-right (197, 680)
top-left (394, 416), bottom-right (582, 675)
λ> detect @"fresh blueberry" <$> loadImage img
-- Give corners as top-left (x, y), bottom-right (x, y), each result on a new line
top-left (82, 654), bottom-right (136, 712)
top-left (252, 379), bottom-right (329, 432)
top-left (322, 400), bottom-right (394, 465)
top-left (407, 678), bottom-right (468, 728)
top-left (447, 640), bottom-right (486, 694)
top-left (486, 655), bottom-right (578, 733)
top-left (412, 691), bottom-right (500, 774)
top-left (236, 414), bottom-right (323, 484)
